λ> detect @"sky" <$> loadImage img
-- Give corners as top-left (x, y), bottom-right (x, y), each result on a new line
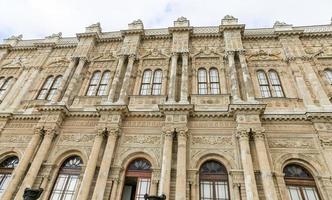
top-left (0, 0), bottom-right (331, 41)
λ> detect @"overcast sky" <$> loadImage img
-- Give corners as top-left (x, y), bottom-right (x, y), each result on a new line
top-left (0, 0), bottom-right (331, 41)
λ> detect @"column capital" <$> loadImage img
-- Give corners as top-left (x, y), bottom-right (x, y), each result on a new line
top-left (226, 50), bottom-right (235, 56)
top-left (171, 52), bottom-right (179, 57)
top-left (34, 127), bottom-right (45, 136)
top-left (128, 54), bottom-right (136, 61)
top-left (252, 127), bottom-right (266, 139)
top-left (236, 129), bottom-right (250, 140)
top-left (97, 128), bottom-right (107, 137)
top-left (182, 52), bottom-right (189, 57)
top-left (238, 49), bottom-right (246, 55)
top-left (108, 127), bottom-right (121, 138)
top-left (162, 126), bottom-right (175, 138)
top-left (177, 127), bottom-right (189, 138)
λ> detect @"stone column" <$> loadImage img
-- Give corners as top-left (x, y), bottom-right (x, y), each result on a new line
top-left (61, 57), bottom-right (86, 104)
top-left (108, 55), bottom-right (126, 102)
top-left (236, 129), bottom-right (259, 200)
top-left (109, 178), bottom-right (119, 200)
top-left (175, 128), bottom-right (188, 200)
top-left (150, 179), bottom-right (158, 196)
top-left (1, 129), bottom-right (43, 200)
top-left (238, 50), bottom-right (255, 101)
top-left (51, 58), bottom-right (78, 103)
top-left (15, 129), bottom-right (57, 200)
top-left (275, 173), bottom-right (290, 200)
top-left (227, 51), bottom-right (241, 102)
top-left (76, 129), bottom-right (105, 200)
top-left (91, 129), bottom-right (119, 200)
top-left (158, 129), bottom-right (174, 196)
top-left (253, 129), bottom-right (278, 200)
top-left (180, 53), bottom-right (189, 103)
top-left (118, 54), bottom-right (136, 104)
top-left (167, 53), bottom-right (178, 103)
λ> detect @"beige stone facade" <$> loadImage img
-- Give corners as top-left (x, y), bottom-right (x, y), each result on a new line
top-left (0, 16), bottom-right (332, 200)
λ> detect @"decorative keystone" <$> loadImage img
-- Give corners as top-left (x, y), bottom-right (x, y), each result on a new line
top-left (4, 34), bottom-right (23, 46)
top-left (174, 16), bottom-right (190, 27)
top-left (85, 22), bottom-right (102, 34)
top-left (128, 19), bottom-right (144, 30)
top-left (221, 15), bottom-right (238, 25)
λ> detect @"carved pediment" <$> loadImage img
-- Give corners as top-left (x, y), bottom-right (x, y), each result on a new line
top-left (90, 51), bottom-right (116, 62)
top-left (140, 48), bottom-right (168, 59)
top-left (1, 56), bottom-right (29, 69)
top-left (192, 47), bottom-right (223, 58)
top-left (247, 49), bottom-right (281, 61)
top-left (46, 57), bottom-right (70, 67)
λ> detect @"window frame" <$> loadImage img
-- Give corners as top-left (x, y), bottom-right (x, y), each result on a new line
top-left (197, 67), bottom-right (221, 95)
top-left (257, 70), bottom-right (272, 98)
top-left (0, 156), bottom-right (19, 198)
top-left (198, 68), bottom-right (208, 95)
top-left (0, 77), bottom-right (13, 100)
top-left (86, 71), bottom-right (102, 96)
top-left (324, 69), bottom-right (332, 85)
top-left (96, 70), bottom-right (111, 96)
top-left (268, 70), bottom-right (284, 97)
top-left (139, 69), bottom-right (163, 96)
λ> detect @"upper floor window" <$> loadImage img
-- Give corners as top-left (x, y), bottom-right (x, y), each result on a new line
top-left (140, 69), bottom-right (163, 95)
top-left (199, 160), bottom-right (229, 200)
top-left (324, 69), bottom-right (332, 85)
top-left (37, 75), bottom-right (63, 100)
top-left (257, 70), bottom-right (284, 98)
top-left (198, 68), bottom-right (220, 95)
top-left (50, 156), bottom-right (82, 200)
top-left (284, 164), bottom-right (320, 200)
top-left (86, 71), bottom-right (111, 96)
top-left (0, 156), bottom-right (19, 197)
top-left (0, 77), bottom-right (13, 99)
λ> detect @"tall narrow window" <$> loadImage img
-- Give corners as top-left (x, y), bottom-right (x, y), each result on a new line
top-left (47, 76), bottom-right (63, 100)
top-left (152, 70), bottom-right (162, 95)
top-left (198, 68), bottom-right (208, 95)
top-left (0, 156), bottom-right (19, 197)
top-left (209, 68), bottom-right (220, 94)
top-left (140, 70), bottom-right (152, 95)
top-left (50, 156), bottom-right (82, 200)
top-left (121, 159), bottom-right (152, 200)
top-left (0, 77), bottom-right (13, 99)
top-left (37, 76), bottom-right (54, 100)
top-left (284, 164), bottom-right (321, 200)
top-left (97, 71), bottom-right (111, 96)
top-left (199, 160), bottom-right (229, 200)
top-left (324, 69), bottom-right (332, 85)
top-left (86, 71), bottom-right (101, 96)
top-left (269, 70), bottom-right (284, 97)
top-left (257, 71), bottom-right (271, 98)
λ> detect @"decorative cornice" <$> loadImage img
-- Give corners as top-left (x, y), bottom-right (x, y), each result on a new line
top-left (125, 111), bottom-right (163, 118)
top-left (96, 104), bottom-right (129, 113)
top-left (121, 29), bottom-right (144, 36)
top-left (261, 114), bottom-right (308, 121)
top-left (219, 24), bottom-right (245, 33)
top-left (10, 114), bottom-right (41, 120)
top-left (67, 111), bottom-right (100, 118)
top-left (228, 104), bottom-right (266, 114)
top-left (168, 26), bottom-right (193, 33)
top-left (159, 104), bottom-right (194, 113)
top-left (76, 32), bottom-right (100, 41)
top-left (36, 105), bottom-right (69, 114)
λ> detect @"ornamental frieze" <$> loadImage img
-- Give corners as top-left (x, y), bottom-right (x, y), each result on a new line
top-left (188, 121), bottom-right (235, 128)
top-left (122, 120), bottom-right (163, 127)
top-left (123, 135), bottom-right (161, 145)
top-left (58, 134), bottom-right (95, 144)
top-left (191, 136), bottom-right (233, 146)
top-left (0, 135), bottom-right (32, 143)
top-left (268, 138), bottom-right (315, 149)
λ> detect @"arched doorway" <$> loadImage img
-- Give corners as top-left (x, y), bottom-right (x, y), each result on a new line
top-left (284, 164), bottom-right (321, 200)
top-left (199, 160), bottom-right (229, 200)
top-left (121, 158), bottom-right (152, 200)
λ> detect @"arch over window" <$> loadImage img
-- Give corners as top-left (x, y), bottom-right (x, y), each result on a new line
top-left (198, 68), bottom-right (208, 95)
top-left (0, 156), bottom-right (19, 197)
top-left (283, 164), bottom-right (321, 200)
top-left (269, 70), bottom-right (284, 97)
top-left (257, 71), bottom-right (271, 98)
top-left (50, 156), bottom-right (83, 200)
top-left (140, 69), bottom-right (163, 96)
top-left (0, 77), bottom-right (13, 99)
top-left (122, 158), bottom-right (152, 200)
top-left (199, 160), bottom-right (229, 200)
top-left (324, 69), bottom-right (332, 85)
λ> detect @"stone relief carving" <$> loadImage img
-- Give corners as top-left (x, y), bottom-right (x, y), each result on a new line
top-left (191, 136), bottom-right (233, 146)
top-left (268, 138), bottom-right (315, 149)
top-left (123, 135), bottom-right (161, 145)
top-left (58, 134), bottom-right (95, 144)
top-left (0, 135), bottom-right (32, 143)
top-left (246, 49), bottom-right (281, 61)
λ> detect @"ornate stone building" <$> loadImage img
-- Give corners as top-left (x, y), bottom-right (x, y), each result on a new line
top-left (0, 16), bottom-right (332, 200)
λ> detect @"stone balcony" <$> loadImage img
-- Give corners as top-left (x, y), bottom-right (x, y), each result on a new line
top-left (128, 95), bottom-right (166, 111)
top-left (190, 94), bottom-right (230, 111)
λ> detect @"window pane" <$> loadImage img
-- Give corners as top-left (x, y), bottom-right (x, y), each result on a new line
top-left (257, 71), bottom-right (268, 85)
top-left (37, 89), bottom-right (48, 100)
top-left (97, 85), bottom-right (107, 96)
top-left (47, 89), bottom-right (57, 100)
top-left (198, 83), bottom-right (208, 95)
top-left (136, 178), bottom-right (150, 200)
top-left (153, 70), bottom-right (162, 83)
top-left (269, 71), bottom-right (281, 85)
top-left (100, 71), bottom-right (111, 85)
top-left (273, 86), bottom-right (284, 97)
top-left (198, 69), bottom-right (207, 82)
top-left (287, 186), bottom-right (303, 200)
top-left (260, 86), bottom-right (271, 98)
top-left (90, 72), bottom-right (101, 85)
top-left (200, 181), bottom-right (213, 199)
top-left (215, 181), bottom-right (228, 199)
top-left (140, 84), bottom-right (150, 95)
top-left (303, 187), bottom-right (319, 200)
top-left (86, 85), bottom-right (97, 96)
top-left (152, 84), bottom-right (161, 95)
top-left (209, 68), bottom-right (219, 82)
top-left (0, 174), bottom-right (12, 197)
top-left (325, 70), bottom-right (332, 84)
top-left (43, 76), bottom-right (54, 89)
top-left (142, 70), bottom-right (152, 83)
top-left (211, 83), bottom-right (220, 95)
top-left (37, 76), bottom-right (54, 99)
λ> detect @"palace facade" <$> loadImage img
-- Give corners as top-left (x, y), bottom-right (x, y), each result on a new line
top-left (1, 16), bottom-right (332, 200)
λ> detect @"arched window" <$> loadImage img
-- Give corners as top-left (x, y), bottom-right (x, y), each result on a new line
top-left (269, 70), bottom-right (284, 97)
top-left (47, 76), bottom-right (63, 100)
top-left (198, 68), bottom-right (208, 95)
top-left (324, 69), bottom-right (332, 85)
top-left (284, 164), bottom-right (320, 200)
top-left (37, 76), bottom-right (54, 100)
top-left (209, 68), bottom-right (220, 94)
top-left (152, 70), bottom-right (163, 95)
top-left (0, 156), bottom-right (19, 197)
top-left (199, 160), bottom-right (229, 200)
top-left (97, 71), bottom-right (111, 96)
top-left (0, 77), bottom-right (13, 99)
top-left (50, 156), bottom-right (82, 200)
top-left (86, 71), bottom-right (101, 96)
top-left (121, 159), bottom-right (152, 200)
top-left (257, 71), bottom-right (271, 98)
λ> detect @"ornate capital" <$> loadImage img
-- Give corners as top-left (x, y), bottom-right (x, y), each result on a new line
top-left (236, 129), bottom-right (249, 140)
top-left (177, 127), bottom-right (189, 138)
top-left (238, 49), bottom-right (246, 55)
top-left (128, 54), bottom-right (136, 61)
top-left (252, 127), bottom-right (265, 139)
top-left (171, 52), bottom-right (178, 57)
top-left (162, 126), bottom-right (174, 138)
top-left (34, 127), bottom-right (45, 136)
top-left (226, 50), bottom-right (235, 56)
top-left (108, 127), bottom-right (120, 138)
top-left (97, 128), bottom-right (107, 137)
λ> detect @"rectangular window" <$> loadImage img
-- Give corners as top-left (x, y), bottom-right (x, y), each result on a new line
top-left (0, 174), bottom-right (11, 198)
top-left (287, 186), bottom-right (303, 200)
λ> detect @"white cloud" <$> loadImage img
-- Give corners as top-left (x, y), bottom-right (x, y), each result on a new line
top-left (0, 0), bottom-right (331, 40)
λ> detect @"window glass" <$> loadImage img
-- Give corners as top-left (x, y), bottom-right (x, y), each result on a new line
top-left (86, 71), bottom-right (101, 96)
top-left (47, 76), bottom-right (62, 100)
top-left (257, 71), bottom-right (271, 98)
top-left (97, 71), bottom-right (111, 96)
top-left (37, 76), bottom-right (54, 100)
top-left (152, 70), bottom-right (162, 95)
top-left (325, 70), bottom-right (332, 85)
top-left (0, 156), bottom-right (19, 197)
top-left (269, 71), bottom-right (284, 97)
top-left (140, 70), bottom-right (152, 95)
